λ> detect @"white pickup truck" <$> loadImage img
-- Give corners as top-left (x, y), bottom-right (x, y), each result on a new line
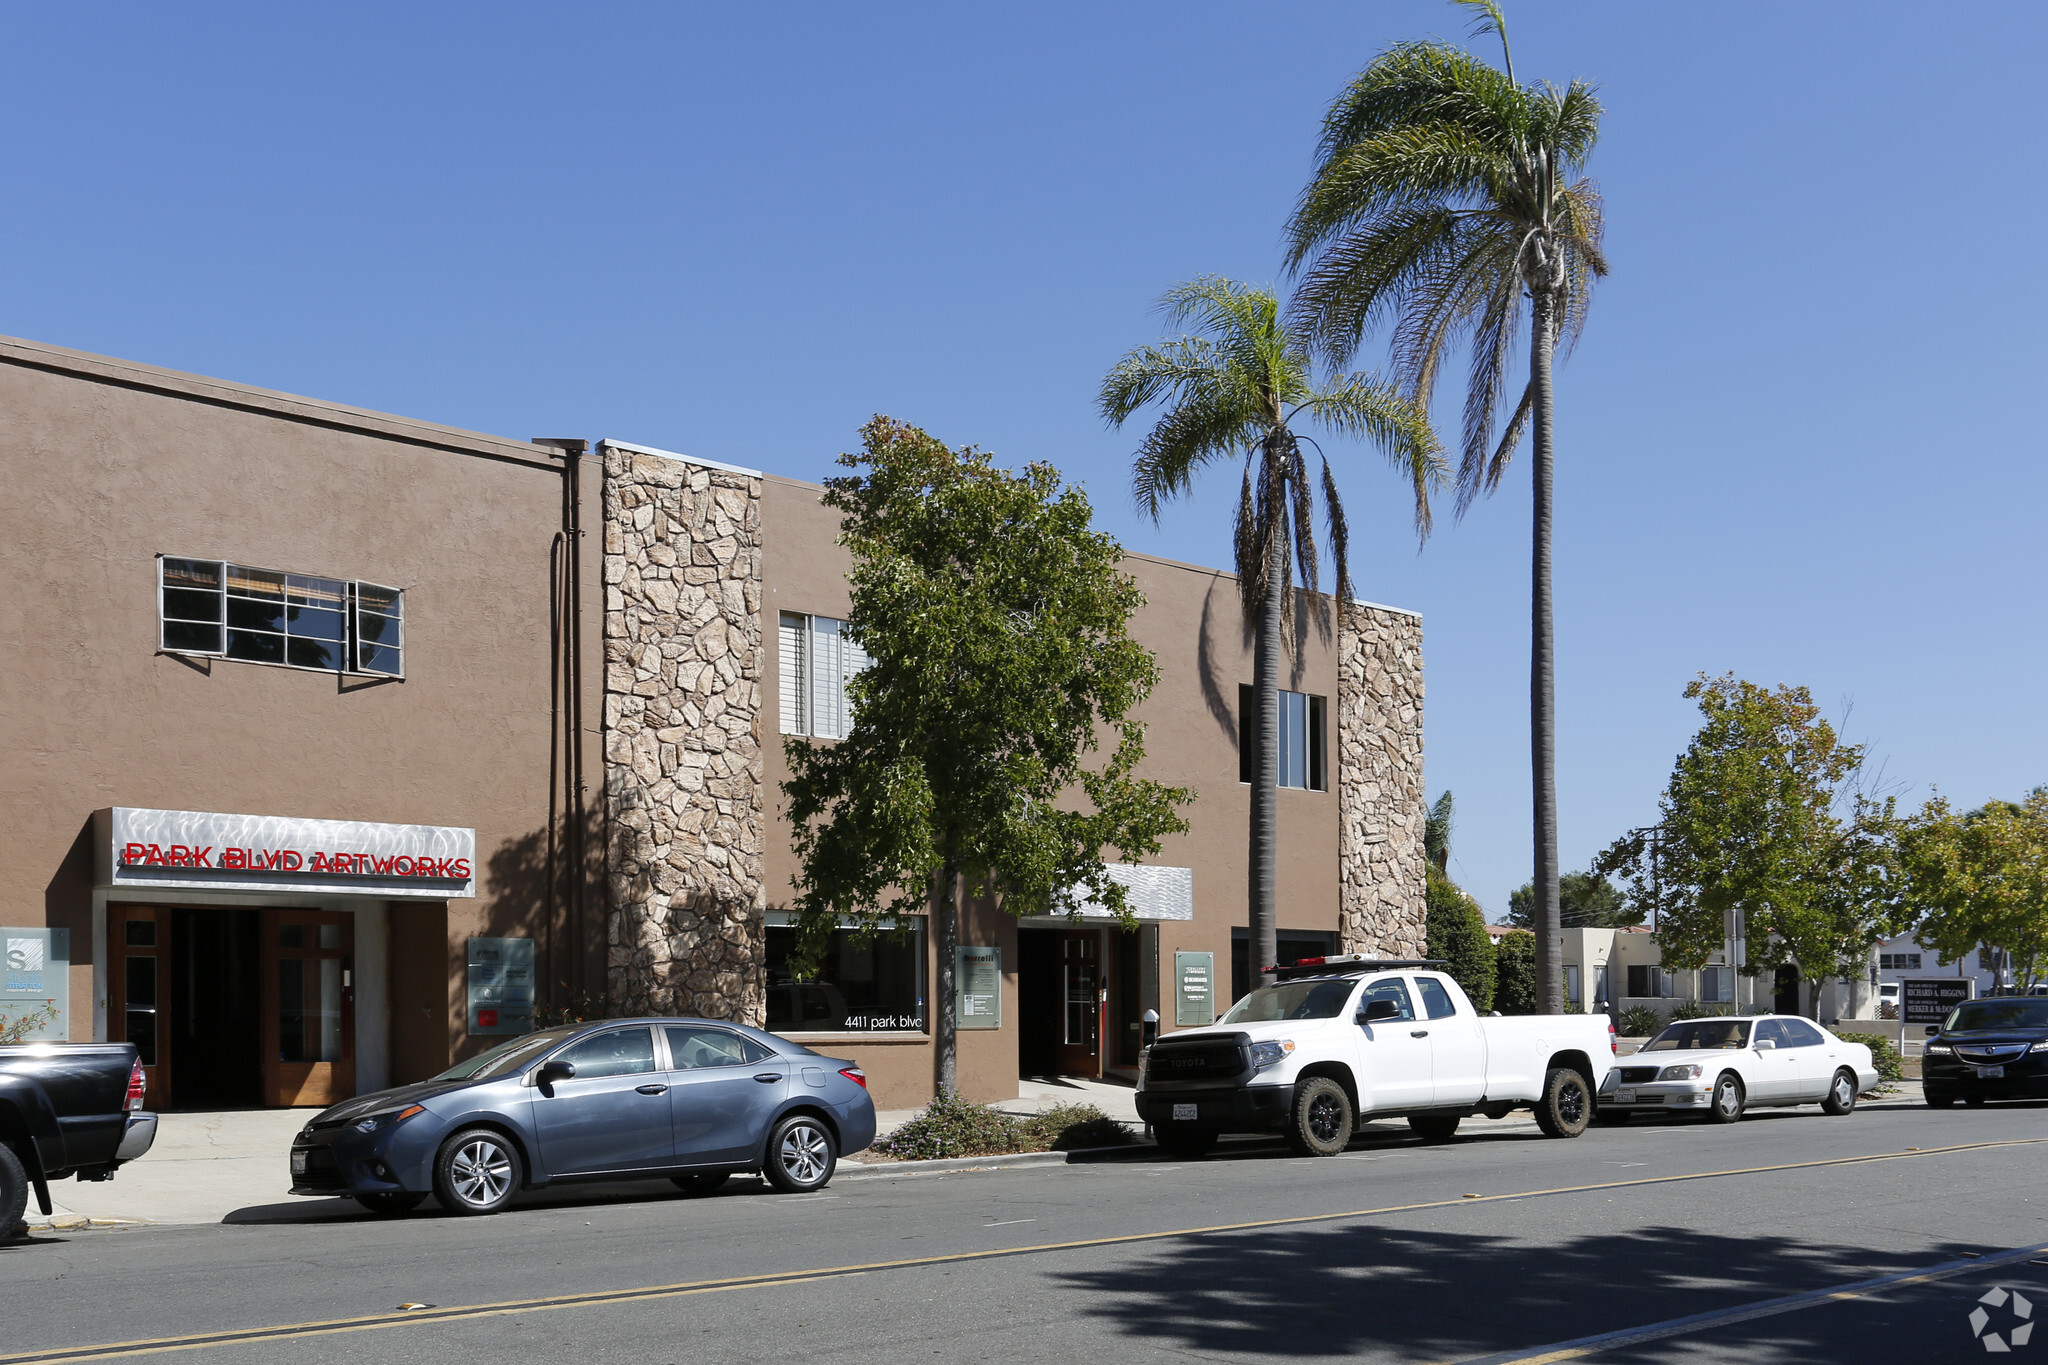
top-left (1135, 957), bottom-right (1616, 1156)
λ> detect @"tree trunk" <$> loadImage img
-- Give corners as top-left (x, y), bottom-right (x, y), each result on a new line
top-left (1528, 288), bottom-right (1564, 1016)
top-left (934, 858), bottom-right (960, 1094)
top-left (1250, 462), bottom-right (1284, 992)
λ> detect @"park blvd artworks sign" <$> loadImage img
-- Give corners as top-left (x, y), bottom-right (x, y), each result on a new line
top-left (96, 807), bottom-right (476, 899)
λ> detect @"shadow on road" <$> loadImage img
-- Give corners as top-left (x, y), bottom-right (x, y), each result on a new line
top-left (1050, 1218), bottom-right (2002, 1361)
top-left (220, 1174), bottom-right (784, 1225)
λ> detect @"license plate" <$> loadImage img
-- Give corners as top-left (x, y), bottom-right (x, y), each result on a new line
top-left (1977, 1066), bottom-right (2005, 1079)
top-left (291, 1151), bottom-right (308, 1175)
top-left (1616, 1089), bottom-right (1636, 1104)
top-left (1172, 1103), bottom-right (1198, 1121)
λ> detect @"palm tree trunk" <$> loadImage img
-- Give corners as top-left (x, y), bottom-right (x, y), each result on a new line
top-left (1251, 462), bottom-right (1284, 993)
top-left (934, 856), bottom-right (959, 1093)
top-left (1528, 288), bottom-right (1563, 1015)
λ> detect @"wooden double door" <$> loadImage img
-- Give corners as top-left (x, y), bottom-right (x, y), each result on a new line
top-left (108, 905), bottom-right (356, 1109)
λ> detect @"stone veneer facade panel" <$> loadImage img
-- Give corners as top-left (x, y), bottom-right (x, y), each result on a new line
top-left (601, 445), bottom-right (767, 1026)
top-left (1336, 601), bottom-right (1426, 958)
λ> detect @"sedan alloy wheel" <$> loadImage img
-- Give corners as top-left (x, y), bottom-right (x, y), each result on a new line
top-left (434, 1128), bottom-right (523, 1214)
top-left (764, 1115), bottom-right (836, 1193)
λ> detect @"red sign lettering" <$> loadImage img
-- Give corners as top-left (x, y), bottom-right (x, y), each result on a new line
top-left (119, 842), bottom-right (468, 881)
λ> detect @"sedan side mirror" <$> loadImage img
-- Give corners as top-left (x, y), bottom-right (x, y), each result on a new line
top-left (536, 1059), bottom-right (576, 1088)
top-left (1754, 1039), bottom-right (1776, 1051)
top-left (1357, 999), bottom-right (1402, 1024)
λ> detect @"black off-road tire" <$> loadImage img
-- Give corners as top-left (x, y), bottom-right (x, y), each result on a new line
top-left (1707, 1072), bottom-right (1746, 1124)
top-left (1285, 1076), bottom-right (1355, 1157)
top-left (432, 1128), bottom-right (523, 1215)
top-left (1154, 1126), bottom-right (1217, 1159)
top-left (1820, 1069), bottom-right (1858, 1116)
top-left (1533, 1067), bottom-right (1593, 1138)
top-left (763, 1114), bottom-right (837, 1193)
top-left (670, 1172), bottom-right (731, 1196)
top-left (355, 1190), bottom-right (426, 1217)
top-left (1408, 1114), bottom-right (1461, 1143)
top-left (0, 1142), bottom-right (28, 1241)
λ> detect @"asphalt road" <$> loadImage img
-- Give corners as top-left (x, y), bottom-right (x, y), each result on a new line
top-left (4, 1099), bottom-right (2046, 1365)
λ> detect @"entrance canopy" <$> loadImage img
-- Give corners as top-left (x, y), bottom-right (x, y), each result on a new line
top-left (1069, 864), bottom-right (1193, 921)
top-left (94, 807), bottom-right (476, 899)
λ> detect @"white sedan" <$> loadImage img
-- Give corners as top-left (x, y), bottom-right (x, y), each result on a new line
top-left (1596, 1015), bottom-right (1879, 1124)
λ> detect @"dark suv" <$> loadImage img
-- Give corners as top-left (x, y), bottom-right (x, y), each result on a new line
top-left (1923, 997), bottom-right (2048, 1107)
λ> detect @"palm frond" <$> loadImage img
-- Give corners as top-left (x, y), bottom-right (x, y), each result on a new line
top-left (1451, 0), bottom-right (1514, 81)
top-left (1295, 373), bottom-right (1444, 540)
top-left (1320, 455), bottom-right (1354, 608)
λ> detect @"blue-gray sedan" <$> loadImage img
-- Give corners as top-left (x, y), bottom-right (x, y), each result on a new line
top-left (288, 1018), bottom-right (876, 1216)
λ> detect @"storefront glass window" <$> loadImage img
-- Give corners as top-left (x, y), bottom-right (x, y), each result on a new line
top-left (763, 912), bottom-right (926, 1033)
top-left (158, 556), bottom-right (404, 678)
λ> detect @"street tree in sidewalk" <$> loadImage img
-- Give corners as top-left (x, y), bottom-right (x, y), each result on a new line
top-left (1421, 790), bottom-right (1496, 1010)
top-left (1100, 277), bottom-right (1440, 989)
top-left (1505, 870), bottom-right (1639, 930)
top-left (1284, 0), bottom-right (1607, 1013)
top-left (781, 417), bottom-right (1194, 1094)
top-left (1492, 928), bottom-right (1537, 1014)
top-left (1899, 790), bottom-right (2048, 991)
top-left (1595, 674), bottom-right (1907, 1016)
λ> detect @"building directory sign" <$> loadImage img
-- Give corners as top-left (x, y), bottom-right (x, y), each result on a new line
top-left (956, 946), bottom-right (1002, 1029)
top-left (1903, 977), bottom-right (1973, 1024)
top-left (1, 929), bottom-right (69, 1041)
top-left (467, 937), bottom-right (535, 1035)
top-left (1175, 950), bottom-right (1215, 1027)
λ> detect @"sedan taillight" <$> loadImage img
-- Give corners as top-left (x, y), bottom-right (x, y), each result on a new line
top-left (839, 1067), bottom-right (867, 1088)
top-left (126, 1059), bottom-right (148, 1112)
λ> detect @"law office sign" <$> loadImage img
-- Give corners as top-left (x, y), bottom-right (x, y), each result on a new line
top-left (97, 808), bottom-right (476, 898)
top-left (1903, 977), bottom-right (1973, 1024)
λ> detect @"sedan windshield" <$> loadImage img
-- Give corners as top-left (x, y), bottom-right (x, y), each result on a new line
top-left (1945, 999), bottom-right (2048, 1032)
top-left (1644, 1020), bottom-right (1752, 1052)
top-left (431, 1028), bottom-right (576, 1082)
top-left (1220, 980), bottom-right (1355, 1024)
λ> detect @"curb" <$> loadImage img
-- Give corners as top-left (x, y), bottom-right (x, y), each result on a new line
top-left (839, 1142), bottom-right (1153, 1178)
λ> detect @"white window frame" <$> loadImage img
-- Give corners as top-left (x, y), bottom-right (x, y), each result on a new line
top-left (779, 611), bottom-right (868, 740)
top-left (157, 555), bottom-right (404, 678)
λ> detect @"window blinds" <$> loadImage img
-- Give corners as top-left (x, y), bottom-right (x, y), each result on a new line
top-left (780, 612), bottom-right (869, 739)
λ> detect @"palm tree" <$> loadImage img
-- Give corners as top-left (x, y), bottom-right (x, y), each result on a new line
top-left (1283, 1), bottom-right (1606, 1013)
top-left (1100, 277), bottom-right (1441, 989)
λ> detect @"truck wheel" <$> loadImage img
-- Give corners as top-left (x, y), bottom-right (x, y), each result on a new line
top-left (1707, 1072), bottom-right (1746, 1124)
top-left (1820, 1069), bottom-right (1858, 1116)
top-left (1533, 1067), bottom-right (1592, 1138)
top-left (0, 1142), bottom-right (27, 1241)
top-left (1408, 1115), bottom-right (1461, 1143)
top-left (1155, 1126), bottom-right (1216, 1159)
top-left (1286, 1077), bottom-right (1355, 1157)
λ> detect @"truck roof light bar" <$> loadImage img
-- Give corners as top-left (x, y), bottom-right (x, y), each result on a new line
top-left (1272, 956), bottom-right (1449, 980)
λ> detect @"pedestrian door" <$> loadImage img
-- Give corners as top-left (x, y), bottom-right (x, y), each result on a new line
top-left (108, 906), bottom-right (172, 1110)
top-left (1056, 931), bottom-right (1102, 1077)
top-left (263, 909), bottom-right (355, 1107)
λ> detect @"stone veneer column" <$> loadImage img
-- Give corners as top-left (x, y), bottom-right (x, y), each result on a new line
top-left (1337, 601), bottom-right (1427, 958)
top-left (601, 444), bottom-right (766, 1025)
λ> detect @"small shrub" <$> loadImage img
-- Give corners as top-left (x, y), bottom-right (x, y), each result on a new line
top-left (870, 1093), bottom-right (1132, 1160)
top-left (1669, 1000), bottom-right (1733, 1021)
top-left (1616, 1004), bottom-right (1665, 1038)
top-left (1835, 1032), bottom-right (1905, 1090)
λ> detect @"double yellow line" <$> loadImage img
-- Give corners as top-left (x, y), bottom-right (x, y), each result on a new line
top-left (9, 1136), bottom-right (2044, 1364)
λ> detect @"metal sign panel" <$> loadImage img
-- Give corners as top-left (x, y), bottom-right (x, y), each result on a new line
top-left (1175, 950), bottom-right (1215, 1027)
top-left (1903, 977), bottom-right (1973, 1024)
top-left (1072, 865), bottom-right (1194, 921)
top-left (1, 928), bottom-right (69, 1041)
top-left (101, 807), bottom-right (476, 899)
top-left (956, 946), bottom-right (1002, 1029)
top-left (467, 937), bottom-right (535, 1035)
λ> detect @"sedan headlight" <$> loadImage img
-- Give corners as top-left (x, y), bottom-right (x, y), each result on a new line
top-left (1657, 1064), bottom-right (1703, 1081)
top-left (2032, 1042), bottom-right (2048, 1054)
top-left (1248, 1039), bottom-right (1296, 1071)
top-left (1925, 1044), bottom-right (1953, 1055)
top-left (351, 1104), bottom-right (425, 1135)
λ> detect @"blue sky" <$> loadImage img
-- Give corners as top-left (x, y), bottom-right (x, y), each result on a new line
top-left (6, 3), bottom-right (2042, 918)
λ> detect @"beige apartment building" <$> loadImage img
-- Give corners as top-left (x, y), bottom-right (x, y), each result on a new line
top-left (0, 333), bottom-right (1426, 1111)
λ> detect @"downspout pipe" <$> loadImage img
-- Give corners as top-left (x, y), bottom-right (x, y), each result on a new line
top-left (534, 438), bottom-right (591, 1008)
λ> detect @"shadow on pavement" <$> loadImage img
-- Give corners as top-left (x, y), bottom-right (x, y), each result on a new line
top-left (1051, 1218), bottom-right (2003, 1361)
top-left (221, 1174), bottom-right (784, 1225)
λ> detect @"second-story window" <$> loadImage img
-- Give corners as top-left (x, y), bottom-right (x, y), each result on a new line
top-left (158, 557), bottom-right (404, 677)
top-left (780, 612), bottom-right (870, 740)
top-left (1237, 684), bottom-right (1327, 790)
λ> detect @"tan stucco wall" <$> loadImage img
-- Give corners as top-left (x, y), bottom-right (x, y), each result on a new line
top-left (0, 337), bottom-right (599, 1073)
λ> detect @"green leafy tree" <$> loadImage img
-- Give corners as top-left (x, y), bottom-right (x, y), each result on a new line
top-left (1492, 928), bottom-right (1536, 1014)
top-left (1899, 790), bottom-right (2048, 990)
top-left (1505, 870), bottom-right (1639, 930)
top-left (1420, 790), bottom-right (1494, 1008)
top-left (1284, 0), bottom-right (1606, 1013)
top-left (1100, 277), bottom-right (1440, 987)
top-left (782, 418), bottom-right (1195, 1092)
top-left (1595, 675), bottom-right (1906, 1015)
